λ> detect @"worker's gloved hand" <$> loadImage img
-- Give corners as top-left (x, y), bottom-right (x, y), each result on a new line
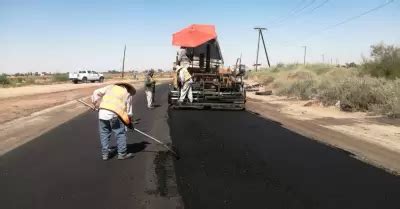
top-left (126, 122), bottom-right (134, 130)
top-left (126, 116), bottom-right (134, 130)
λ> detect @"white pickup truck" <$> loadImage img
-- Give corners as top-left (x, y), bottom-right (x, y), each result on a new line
top-left (69, 70), bottom-right (104, 84)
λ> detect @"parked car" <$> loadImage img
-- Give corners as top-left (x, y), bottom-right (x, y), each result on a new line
top-left (69, 70), bottom-right (104, 84)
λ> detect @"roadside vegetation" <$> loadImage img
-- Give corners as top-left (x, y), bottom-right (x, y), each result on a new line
top-left (0, 73), bottom-right (69, 87)
top-left (247, 43), bottom-right (400, 118)
top-left (1, 71), bottom-right (172, 88)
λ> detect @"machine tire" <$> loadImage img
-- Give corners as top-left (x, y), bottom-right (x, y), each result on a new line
top-left (99, 77), bottom-right (104, 83)
top-left (72, 80), bottom-right (78, 84)
top-left (82, 77), bottom-right (88, 83)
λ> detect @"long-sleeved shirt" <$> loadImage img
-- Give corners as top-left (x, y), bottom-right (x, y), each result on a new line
top-left (144, 75), bottom-right (155, 92)
top-left (179, 67), bottom-right (192, 84)
top-left (91, 85), bottom-right (133, 120)
top-left (178, 48), bottom-right (187, 62)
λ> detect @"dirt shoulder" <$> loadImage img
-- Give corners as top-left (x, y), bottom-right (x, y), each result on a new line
top-left (0, 78), bottom-right (172, 124)
top-left (245, 82), bottom-right (400, 174)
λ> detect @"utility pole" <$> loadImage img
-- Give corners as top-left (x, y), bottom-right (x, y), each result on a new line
top-left (122, 44), bottom-right (126, 78)
top-left (321, 54), bottom-right (325, 63)
top-left (254, 27), bottom-right (271, 71)
top-left (302, 46), bottom-right (307, 65)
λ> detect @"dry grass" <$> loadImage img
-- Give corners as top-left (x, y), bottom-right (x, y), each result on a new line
top-left (248, 64), bottom-right (400, 118)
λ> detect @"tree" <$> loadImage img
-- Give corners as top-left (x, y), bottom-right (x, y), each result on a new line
top-left (363, 43), bottom-right (400, 79)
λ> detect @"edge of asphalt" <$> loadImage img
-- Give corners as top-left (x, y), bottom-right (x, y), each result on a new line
top-left (246, 99), bottom-right (400, 176)
top-left (0, 81), bottom-right (184, 209)
top-left (0, 97), bottom-right (92, 156)
top-left (0, 81), bottom-right (168, 157)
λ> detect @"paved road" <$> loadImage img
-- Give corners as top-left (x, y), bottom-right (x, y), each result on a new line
top-left (169, 101), bottom-right (400, 208)
top-left (1, 84), bottom-right (400, 209)
top-left (0, 84), bottom-right (181, 209)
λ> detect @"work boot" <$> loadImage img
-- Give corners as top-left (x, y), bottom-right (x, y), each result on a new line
top-left (117, 153), bottom-right (133, 160)
top-left (102, 154), bottom-right (109, 161)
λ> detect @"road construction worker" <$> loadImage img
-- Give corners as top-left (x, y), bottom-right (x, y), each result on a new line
top-left (172, 64), bottom-right (179, 89)
top-left (92, 83), bottom-right (136, 160)
top-left (144, 70), bottom-right (156, 109)
top-left (177, 61), bottom-right (193, 103)
top-left (177, 48), bottom-right (188, 65)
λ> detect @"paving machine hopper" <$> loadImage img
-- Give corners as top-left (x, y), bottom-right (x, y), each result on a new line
top-left (168, 24), bottom-right (246, 110)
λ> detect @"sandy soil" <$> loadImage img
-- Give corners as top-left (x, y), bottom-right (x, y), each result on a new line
top-left (0, 78), bottom-right (171, 124)
top-left (248, 94), bottom-right (400, 151)
top-left (0, 79), bottom-right (137, 124)
top-left (0, 79), bottom-right (131, 99)
top-left (245, 80), bottom-right (400, 174)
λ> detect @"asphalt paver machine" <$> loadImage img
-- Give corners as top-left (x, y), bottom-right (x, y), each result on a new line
top-left (168, 24), bottom-right (246, 110)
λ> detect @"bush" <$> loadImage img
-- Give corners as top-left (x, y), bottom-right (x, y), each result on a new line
top-left (247, 60), bottom-right (400, 117)
top-left (316, 76), bottom-right (400, 117)
top-left (277, 79), bottom-right (317, 100)
top-left (0, 74), bottom-right (11, 85)
top-left (24, 77), bottom-right (36, 85)
top-left (370, 79), bottom-right (400, 117)
top-left (362, 43), bottom-right (400, 79)
top-left (52, 73), bottom-right (69, 82)
top-left (16, 77), bottom-right (24, 83)
top-left (261, 76), bottom-right (275, 86)
top-left (276, 63), bottom-right (285, 68)
top-left (327, 77), bottom-right (383, 111)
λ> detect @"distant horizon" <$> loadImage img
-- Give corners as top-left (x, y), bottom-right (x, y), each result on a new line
top-left (1, 0), bottom-right (399, 74)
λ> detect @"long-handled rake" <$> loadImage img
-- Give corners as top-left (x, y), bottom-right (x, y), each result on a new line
top-left (77, 99), bottom-right (180, 159)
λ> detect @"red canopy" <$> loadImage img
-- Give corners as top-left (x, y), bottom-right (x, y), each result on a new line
top-left (172, 24), bottom-right (217, 48)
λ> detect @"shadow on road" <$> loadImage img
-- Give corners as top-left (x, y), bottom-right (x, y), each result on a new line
top-left (108, 141), bottom-right (150, 157)
top-left (127, 141), bottom-right (150, 153)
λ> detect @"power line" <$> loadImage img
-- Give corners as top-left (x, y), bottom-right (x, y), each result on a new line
top-left (269, 0), bottom-right (307, 26)
top-left (305, 0), bottom-right (329, 14)
top-left (321, 0), bottom-right (395, 32)
top-left (289, 0), bottom-right (396, 44)
top-left (292, 0), bottom-right (317, 15)
top-left (271, 0), bottom-right (322, 28)
top-left (276, 0), bottom-right (317, 26)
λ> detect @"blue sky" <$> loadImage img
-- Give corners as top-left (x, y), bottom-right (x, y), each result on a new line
top-left (1, 0), bottom-right (399, 73)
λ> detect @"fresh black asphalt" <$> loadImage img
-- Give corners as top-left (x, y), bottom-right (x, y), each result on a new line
top-left (1, 84), bottom-right (399, 209)
top-left (168, 106), bottom-right (400, 209)
top-left (0, 84), bottom-right (172, 209)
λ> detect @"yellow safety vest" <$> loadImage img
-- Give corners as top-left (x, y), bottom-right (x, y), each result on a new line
top-left (99, 85), bottom-right (130, 125)
top-left (181, 67), bottom-right (192, 82)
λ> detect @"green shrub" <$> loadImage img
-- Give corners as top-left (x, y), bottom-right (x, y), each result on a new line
top-left (0, 74), bottom-right (11, 86)
top-left (276, 63), bottom-right (285, 68)
top-left (369, 79), bottom-right (400, 117)
top-left (246, 60), bottom-right (400, 117)
top-left (317, 76), bottom-right (400, 117)
top-left (277, 79), bottom-right (317, 100)
top-left (362, 43), bottom-right (400, 79)
top-left (52, 73), bottom-right (69, 82)
top-left (24, 77), bottom-right (36, 85)
top-left (16, 77), bottom-right (24, 83)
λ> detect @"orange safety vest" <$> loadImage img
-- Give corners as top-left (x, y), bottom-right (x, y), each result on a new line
top-left (99, 85), bottom-right (130, 125)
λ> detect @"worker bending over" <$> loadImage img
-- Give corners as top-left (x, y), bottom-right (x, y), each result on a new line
top-left (177, 62), bottom-right (193, 103)
top-left (92, 83), bottom-right (136, 160)
top-left (144, 70), bottom-right (156, 109)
